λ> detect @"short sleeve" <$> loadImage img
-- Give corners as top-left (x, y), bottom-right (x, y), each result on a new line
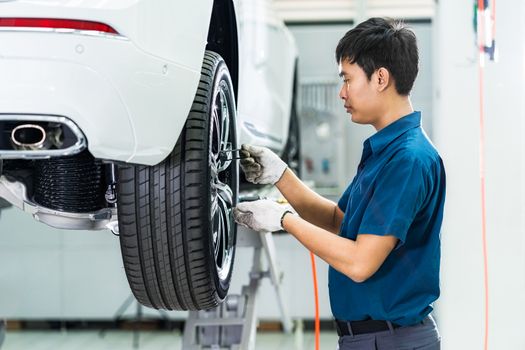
top-left (337, 180), bottom-right (354, 212)
top-left (358, 155), bottom-right (428, 246)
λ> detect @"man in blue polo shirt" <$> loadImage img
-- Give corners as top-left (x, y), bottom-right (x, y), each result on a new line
top-left (234, 17), bottom-right (445, 349)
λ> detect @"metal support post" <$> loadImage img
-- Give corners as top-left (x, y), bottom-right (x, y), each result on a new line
top-left (182, 226), bottom-right (292, 350)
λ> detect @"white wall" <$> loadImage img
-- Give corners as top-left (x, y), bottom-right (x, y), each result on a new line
top-left (434, 1), bottom-right (525, 349)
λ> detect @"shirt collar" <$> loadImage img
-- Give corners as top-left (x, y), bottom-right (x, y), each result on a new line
top-left (367, 111), bottom-right (421, 154)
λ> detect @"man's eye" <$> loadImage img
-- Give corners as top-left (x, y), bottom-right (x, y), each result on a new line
top-left (343, 78), bottom-right (350, 84)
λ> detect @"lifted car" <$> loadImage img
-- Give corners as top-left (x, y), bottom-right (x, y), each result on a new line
top-left (0, 0), bottom-right (299, 311)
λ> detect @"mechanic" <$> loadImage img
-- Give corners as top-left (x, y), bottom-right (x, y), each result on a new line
top-left (233, 17), bottom-right (445, 350)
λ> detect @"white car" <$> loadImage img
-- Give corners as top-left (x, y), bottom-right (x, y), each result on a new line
top-left (0, 0), bottom-right (299, 311)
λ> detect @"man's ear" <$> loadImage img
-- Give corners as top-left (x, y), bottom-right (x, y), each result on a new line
top-left (376, 67), bottom-right (390, 92)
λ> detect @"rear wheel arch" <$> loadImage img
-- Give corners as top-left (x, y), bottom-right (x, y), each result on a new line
top-left (207, 0), bottom-right (239, 102)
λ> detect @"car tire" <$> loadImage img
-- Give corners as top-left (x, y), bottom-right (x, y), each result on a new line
top-left (117, 51), bottom-right (238, 310)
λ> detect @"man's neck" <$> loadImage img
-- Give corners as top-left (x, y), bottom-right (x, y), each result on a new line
top-left (372, 97), bottom-right (414, 131)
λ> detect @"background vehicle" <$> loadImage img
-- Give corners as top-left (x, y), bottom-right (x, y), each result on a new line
top-left (0, 0), bottom-right (298, 310)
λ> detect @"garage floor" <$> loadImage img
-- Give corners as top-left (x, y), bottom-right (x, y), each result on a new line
top-left (1, 330), bottom-right (339, 350)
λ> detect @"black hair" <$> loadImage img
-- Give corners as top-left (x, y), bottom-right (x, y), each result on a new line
top-left (335, 17), bottom-right (419, 96)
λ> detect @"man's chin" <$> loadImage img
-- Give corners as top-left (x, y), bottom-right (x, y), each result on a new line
top-left (350, 113), bottom-right (362, 124)
top-left (351, 117), bottom-right (371, 127)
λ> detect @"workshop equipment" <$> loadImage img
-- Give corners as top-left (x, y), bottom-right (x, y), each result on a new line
top-left (182, 199), bottom-right (293, 349)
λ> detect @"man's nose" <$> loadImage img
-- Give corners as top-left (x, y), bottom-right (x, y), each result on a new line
top-left (339, 85), bottom-right (347, 100)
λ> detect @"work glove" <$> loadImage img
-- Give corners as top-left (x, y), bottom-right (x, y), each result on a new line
top-left (239, 144), bottom-right (287, 185)
top-left (233, 199), bottom-right (295, 232)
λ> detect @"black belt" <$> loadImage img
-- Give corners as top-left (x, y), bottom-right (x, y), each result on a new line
top-left (335, 318), bottom-right (402, 336)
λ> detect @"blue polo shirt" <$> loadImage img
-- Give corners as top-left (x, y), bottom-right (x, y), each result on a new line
top-left (330, 111), bottom-right (446, 326)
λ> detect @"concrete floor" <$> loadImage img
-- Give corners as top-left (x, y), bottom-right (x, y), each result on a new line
top-left (1, 329), bottom-right (339, 350)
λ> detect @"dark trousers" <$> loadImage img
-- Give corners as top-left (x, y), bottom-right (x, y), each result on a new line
top-left (337, 315), bottom-right (440, 350)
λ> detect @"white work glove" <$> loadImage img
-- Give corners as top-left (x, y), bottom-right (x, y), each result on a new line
top-left (239, 144), bottom-right (288, 185)
top-left (233, 199), bottom-right (295, 232)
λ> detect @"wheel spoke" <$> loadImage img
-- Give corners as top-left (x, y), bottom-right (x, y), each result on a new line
top-left (215, 180), bottom-right (233, 208)
top-left (217, 87), bottom-right (232, 172)
top-left (210, 193), bottom-right (218, 219)
top-left (220, 217), bottom-right (227, 267)
top-left (219, 89), bottom-right (230, 151)
top-left (219, 207), bottom-right (227, 264)
top-left (217, 193), bottom-right (231, 265)
top-left (214, 210), bottom-right (222, 261)
top-left (210, 105), bottom-right (221, 163)
top-left (213, 228), bottom-right (219, 260)
top-left (210, 162), bottom-right (219, 219)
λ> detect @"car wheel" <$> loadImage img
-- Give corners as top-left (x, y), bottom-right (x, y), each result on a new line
top-left (117, 51), bottom-right (238, 310)
top-left (283, 96), bottom-right (301, 178)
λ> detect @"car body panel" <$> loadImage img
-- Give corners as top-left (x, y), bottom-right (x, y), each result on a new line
top-left (0, 0), bottom-right (297, 164)
top-left (0, 31), bottom-right (199, 164)
top-left (0, 0), bottom-right (213, 70)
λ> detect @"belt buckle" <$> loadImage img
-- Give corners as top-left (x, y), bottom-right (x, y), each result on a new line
top-left (346, 321), bottom-right (355, 336)
top-left (335, 319), bottom-right (354, 337)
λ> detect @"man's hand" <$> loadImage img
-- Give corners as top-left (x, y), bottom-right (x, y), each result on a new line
top-left (233, 199), bottom-right (294, 232)
top-left (239, 144), bottom-right (287, 185)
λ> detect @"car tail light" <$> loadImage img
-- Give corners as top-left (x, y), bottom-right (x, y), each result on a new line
top-left (0, 18), bottom-right (119, 34)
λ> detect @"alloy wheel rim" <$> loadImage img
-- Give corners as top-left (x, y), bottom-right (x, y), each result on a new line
top-left (209, 78), bottom-right (235, 282)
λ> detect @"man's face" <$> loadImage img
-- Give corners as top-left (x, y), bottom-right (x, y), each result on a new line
top-left (338, 60), bottom-right (380, 125)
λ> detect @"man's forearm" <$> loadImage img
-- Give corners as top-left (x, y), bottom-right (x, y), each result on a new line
top-left (281, 212), bottom-right (364, 282)
top-left (281, 212), bottom-right (398, 283)
top-left (276, 169), bottom-right (339, 233)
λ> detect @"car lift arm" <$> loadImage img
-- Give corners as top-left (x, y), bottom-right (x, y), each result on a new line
top-left (182, 225), bottom-right (293, 350)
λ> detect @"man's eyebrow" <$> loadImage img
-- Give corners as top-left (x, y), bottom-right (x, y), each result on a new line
top-left (339, 71), bottom-right (348, 78)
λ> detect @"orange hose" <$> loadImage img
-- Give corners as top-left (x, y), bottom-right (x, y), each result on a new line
top-left (310, 251), bottom-right (320, 350)
top-left (477, 1), bottom-right (490, 349)
top-left (479, 58), bottom-right (489, 350)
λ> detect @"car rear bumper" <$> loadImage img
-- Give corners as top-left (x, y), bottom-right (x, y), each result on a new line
top-left (0, 30), bottom-right (200, 165)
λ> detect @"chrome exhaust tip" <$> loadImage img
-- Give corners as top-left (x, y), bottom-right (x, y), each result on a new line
top-left (11, 124), bottom-right (48, 150)
top-left (0, 115), bottom-right (86, 159)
